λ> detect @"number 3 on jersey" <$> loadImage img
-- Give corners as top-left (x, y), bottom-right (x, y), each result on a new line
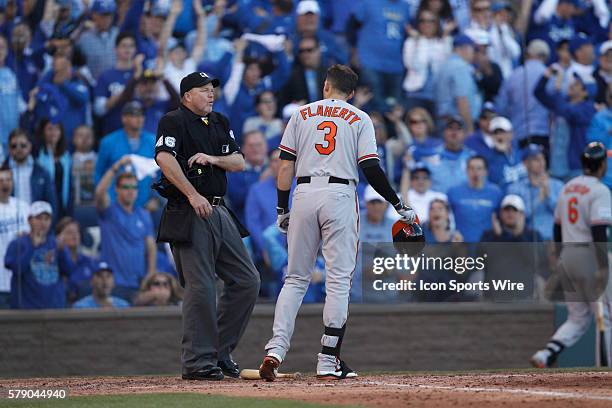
top-left (315, 121), bottom-right (337, 155)
top-left (568, 197), bottom-right (578, 224)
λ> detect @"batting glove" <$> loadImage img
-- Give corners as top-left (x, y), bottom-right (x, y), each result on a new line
top-left (277, 207), bottom-right (290, 234)
top-left (394, 202), bottom-right (416, 224)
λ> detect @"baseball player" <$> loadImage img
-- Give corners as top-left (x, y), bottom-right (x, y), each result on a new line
top-left (531, 142), bottom-right (611, 368)
top-left (258, 64), bottom-right (416, 381)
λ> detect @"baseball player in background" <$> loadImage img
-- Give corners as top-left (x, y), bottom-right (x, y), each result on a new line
top-left (258, 64), bottom-right (415, 381)
top-left (531, 142), bottom-right (611, 368)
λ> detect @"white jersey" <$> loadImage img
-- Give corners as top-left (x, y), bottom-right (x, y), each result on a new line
top-left (0, 197), bottom-right (30, 292)
top-left (554, 175), bottom-right (611, 242)
top-left (278, 99), bottom-right (378, 182)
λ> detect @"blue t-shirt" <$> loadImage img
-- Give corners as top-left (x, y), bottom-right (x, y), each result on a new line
top-left (6, 234), bottom-right (68, 309)
top-left (0, 66), bottom-right (20, 149)
top-left (447, 182), bottom-right (503, 242)
top-left (73, 295), bottom-right (130, 309)
top-left (64, 249), bottom-right (97, 300)
top-left (415, 145), bottom-right (475, 194)
top-left (98, 202), bottom-right (154, 288)
top-left (94, 68), bottom-right (134, 134)
top-left (434, 54), bottom-right (482, 120)
top-left (354, 0), bottom-right (411, 73)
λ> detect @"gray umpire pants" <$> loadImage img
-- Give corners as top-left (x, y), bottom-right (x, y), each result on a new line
top-left (171, 205), bottom-right (260, 374)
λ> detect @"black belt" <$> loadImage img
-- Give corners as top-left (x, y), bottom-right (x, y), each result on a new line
top-left (296, 176), bottom-right (349, 185)
top-left (203, 196), bottom-right (224, 207)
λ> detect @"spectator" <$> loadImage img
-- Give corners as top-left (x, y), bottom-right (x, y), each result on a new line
top-left (416, 0), bottom-right (459, 31)
top-left (567, 34), bottom-right (597, 92)
top-left (403, 163), bottom-right (447, 224)
top-left (133, 272), bottom-right (183, 306)
top-left (279, 35), bottom-right (326, 107)
top-left (594, 41), bottom-right (611, 104)
top-left (7, 22), bottom-right (44, 101)
top-left (530, 0), bottom-right (579, 56)
top-left (467, 0), bottom-right (521, 79)
top-left (35, 119), bottom-right (72, 218)
top-left (414, 116), bottom-right (474, 194)
top-left (71, 125), bottom-right (97, 206)
top-left (121, 67), bottom-right (181, 134)
top-left (95, 101), bottom-right (157, 209)
top-left (586, 82), bottom-right (612, 188)
top-left (243, 91), bottom-right (283, 147)
top-left (245, 149), bottom-right (284, 264)
top-left (292, 0), bottom-right (348, 65)
top-left (0, 164), bottom-right (29, 309)
top-left (36, 52), bottom-right (90, 145)
top-left (495, 39), bottom-right (551, 153)
top-left (360, 185), bottom-right (396, 242)
top-left (120, 0), bottom-right (166, 63)
top-left (465, 102), bottom-right (497, 156)
top-left (95, 159), bottom-right (156, 303)
top-left (352, 0), bottom-right (411, 111)
top-left (224, 37), bottom-right (292, 142)
top-left (0, 33), bottom-right (21, 155)
top-left (75, 0), bottom-right (118, 79)
top-left (434, 34), bottom-right (481, 133)
top-left (480, 194), bottom-right (543, 242)
top-left (468, 28), bottom-right (503, 103)
top-left (56, 216), bottom-right (96, 302)
top-left (402, 9), bottom-right (452, 113)
top-left (4, 129), bottom-right (57, 212)
top-left (534, 67), bottom-right (597, 177)
top-left (159, 0), bottom-right (207, 94)
top-left (94, 31), bottom-right (138, 135)
top-left (507, 144), bottom-right (564, 241)
top-left (231, 0), bottom-right (295, 36)
top-left (73, 261), bottom-right (130, 309)
top-left (226, 130), bottom-right (268, 223)
top-left (422, 197), bottom-right (462, 243)
top-left (6, 201), bottom-right (68, 309)
top-left (448, 155), bottom-right (503, 242)
top-left (481, 116), bottom-right (526, 187)
top-left (403, 107), bottom-right (442, 159)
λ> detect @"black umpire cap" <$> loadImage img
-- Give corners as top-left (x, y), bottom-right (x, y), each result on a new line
top-left (180, 72), bottom-right (220, 97)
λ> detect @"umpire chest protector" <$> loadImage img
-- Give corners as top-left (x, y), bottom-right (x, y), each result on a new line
top-left (155, 104), bottom-right (245, 244)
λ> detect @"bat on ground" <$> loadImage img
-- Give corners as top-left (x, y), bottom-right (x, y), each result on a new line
top-left (239, 369), bottom-right (302, 380)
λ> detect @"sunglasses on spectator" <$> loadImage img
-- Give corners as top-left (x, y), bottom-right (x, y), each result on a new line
top-left (10, 143), bottom-right (28, 149)
top-left (118, 184), bottom-right (138, 190)
top-left (419, 18), bottom-right (436, 23)
top-left (409, 118), bottom-right (426, 125)
top-left (151, 280), bottom-right (170, 288)
top-left (472, 5), bottom-right (490, 12)
top-left (260, 98), bottom-right (276, 104)
top-left (299, 47), bottom-right (317, 54)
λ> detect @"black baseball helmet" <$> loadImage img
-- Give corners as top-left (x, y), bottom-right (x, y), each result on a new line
top-left (392, 217), bottom-right (426, 255)
top-left (581, 141), bottom-right (607, 173)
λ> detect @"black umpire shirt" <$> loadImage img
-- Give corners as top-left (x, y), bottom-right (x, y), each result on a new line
top-left (154, 104), bottom-right (241, 197)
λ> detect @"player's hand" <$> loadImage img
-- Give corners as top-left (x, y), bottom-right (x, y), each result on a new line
top-left (188, 193), bottom-right (213, 218)
top-left (394, 202), bottom-right (416, 224)
top-left (277, 207), bottom-right (290, 234)
top-left (188, 153), bottom-right (217, 168)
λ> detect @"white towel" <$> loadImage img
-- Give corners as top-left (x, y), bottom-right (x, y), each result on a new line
top-left (128, 155), bottom-right (159, 180)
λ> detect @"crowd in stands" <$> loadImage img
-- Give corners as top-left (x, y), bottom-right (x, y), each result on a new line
top-left (0, 0), bottom-right (610, 309)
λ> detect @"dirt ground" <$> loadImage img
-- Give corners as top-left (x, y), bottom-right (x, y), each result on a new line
top-left (1, 371), bottom-right (611, 407)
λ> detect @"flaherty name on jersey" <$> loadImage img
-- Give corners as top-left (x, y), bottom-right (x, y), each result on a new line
top-left (299, 104), bottom-right (362, 125)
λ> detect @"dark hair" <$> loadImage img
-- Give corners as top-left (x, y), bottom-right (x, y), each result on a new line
top-left (36, 118), bottom-right (66, 158)
top-left (55, 216), bottom-right (78, 235)
top-left (0, 161), bottom-right (11, 173)
top-left (116, 172), bottom-right (137, 186)
top-left (416, 10), bottom-right (442, 37)
top-left (115, 31), bottom-right (136, 47)
top-left (468, 155), bottom-right (488, 170)
top-left (299, 35), bottom-right (320, 49)
top-left (8, 128), bottom-right (30, 144)
top-left (417, 0), bottom-right (454, 21)
top-left (255, 91), bottom-right (275, 105)
top-left (325, 64), bottom-right (358, 96)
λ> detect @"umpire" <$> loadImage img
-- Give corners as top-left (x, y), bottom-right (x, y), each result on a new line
top-left (155, 72), bottom-right (260, 381)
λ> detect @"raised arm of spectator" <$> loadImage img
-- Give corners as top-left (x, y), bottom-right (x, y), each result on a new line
top-left (190, 0), bottom-right (208, 64)
top-left (145, 236), bottom-right (157, 276)
top-left (95, 156), bottom-right (131, 210)
top-left (5, 238), bottom-right (34, 276)
top-left (224, 38), bottom-right (248, 106)
top-left (40, 0), bottom-right (59, 39)
top-left (158, 0), bottom-right (183, 60)
top-left (533, 70), bottom-right (574, 119)
top-left (120, 0), bottom-right (146, 33)
top-left (533, 0), bottom-right (558, 25)
top-left (515, 0), bottom-right (534, 36)
top-left (592, 0), bottom-right (611, 28)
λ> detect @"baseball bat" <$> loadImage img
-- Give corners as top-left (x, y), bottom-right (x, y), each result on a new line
top-left (239, 369), bottom-right (302, 380)
top-left (596, 301), bottom-right (608, 367)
